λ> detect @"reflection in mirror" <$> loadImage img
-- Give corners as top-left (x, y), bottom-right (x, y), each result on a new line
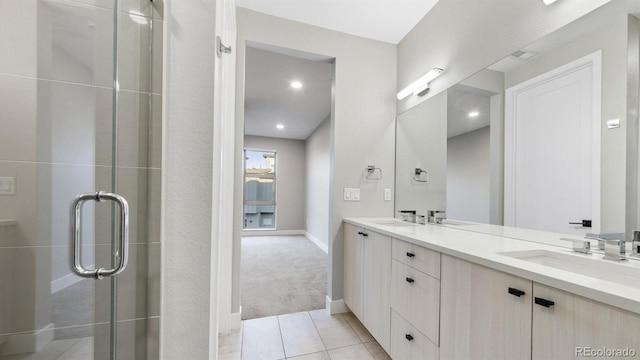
top-left (395, 1), bottom-right (640, 239)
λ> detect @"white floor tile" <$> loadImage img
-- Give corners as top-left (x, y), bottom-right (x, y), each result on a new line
top-left (327, 344), bottom-right (375, 360)
top-left (242, 316), bottom-right (285, 360)
top-left (286, 351), bottom-right (331, 360)
top-left (309, 309), bottom-right (361, 350)
top-left (364, 341), bottom-right (391, 360)
top-left (344, 312), bottom-right (375, 343)
top-left (278, 312), bottom-right (325, 358)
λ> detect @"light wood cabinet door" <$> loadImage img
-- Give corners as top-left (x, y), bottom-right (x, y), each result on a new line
top-left (363, 230), bottom-right (392, 352)
top-left (533, 283), bottom-right (640, 360)
top-left (343, 223), bottom-right (364, 320)
top-left (440, 254), bottom-right (532, 360)
top-left (390, 309), bottom-right (439, 360)
top-left (391, 260), bottom-right (440, 345)
top-left (392, 238), bottom-right (440, 279)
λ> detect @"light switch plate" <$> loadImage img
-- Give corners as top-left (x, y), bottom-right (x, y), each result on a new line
top-left (384, 189), bottom-right (392, 201)
top-left (343, 188), bottom-right (360, 201)
top-left (0, 177), bottom-right (15, 195)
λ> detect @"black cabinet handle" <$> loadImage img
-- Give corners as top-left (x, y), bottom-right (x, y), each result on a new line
top-left (405, 334), bottom-right (414, 341)
top-left (569, 220), bottom-right (592, 228)
top-left (405, 277), bottom-right (415, 283)
top-left (406, 252), bottom-right (415, 258)
top-left (534, 297), bottom-right (555, 308)
top-left (508, 287), bottom-right (525, 297)
top-left (361, 232), bottom-right (368, 237)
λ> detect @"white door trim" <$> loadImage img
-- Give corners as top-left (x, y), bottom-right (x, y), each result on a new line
top-left (504, 50), bottom-right (602, 233)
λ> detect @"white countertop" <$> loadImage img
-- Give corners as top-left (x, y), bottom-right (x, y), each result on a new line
top-left (343, 217), bottom-right (640, 315)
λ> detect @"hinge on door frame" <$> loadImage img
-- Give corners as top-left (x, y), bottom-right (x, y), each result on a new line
top-left (216, 36), bottom-right (232, 58)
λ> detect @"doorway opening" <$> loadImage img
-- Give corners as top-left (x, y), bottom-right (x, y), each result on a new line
top-left (239, 43), bottom-right (334, 321)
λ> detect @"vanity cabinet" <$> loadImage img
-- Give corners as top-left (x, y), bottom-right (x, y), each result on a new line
top-left (390, 238), bottom-right (441, 359)
top-left (344, 220), bottom-right (640, 360)
top-left (343, 223), bottom-right (391, 351)
top-left (532, 283), bottom-right (640, 360)
top-left (440, 254), bottom-right (532, 360)
top-left (343, 223), bottom-right (364, 320)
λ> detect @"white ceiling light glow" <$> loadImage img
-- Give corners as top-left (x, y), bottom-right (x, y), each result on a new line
top-left (290, 81), bottom-right (302, 89)
top-left (276, 124), bottom-right (285, 129)
top-left (397, 67), bottom-right (444, 100)
top-left (468, 111), bottom-right (479, 118)
top-left (542, 0), bottom-right (558, 5)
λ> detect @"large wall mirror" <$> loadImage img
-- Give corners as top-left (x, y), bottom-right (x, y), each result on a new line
top-left (395, 1), bottom-right (640, 239)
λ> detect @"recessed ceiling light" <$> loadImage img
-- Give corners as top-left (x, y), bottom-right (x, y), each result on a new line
top-left (468, 111), bottom-right (479, 118)
top-left (291, 81), bottom-right (302, 89)
top-left (276, 124), bottom-right (284, 129)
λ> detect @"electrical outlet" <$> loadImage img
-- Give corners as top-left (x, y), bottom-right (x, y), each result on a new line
top-left (384, 188), bottom-right (392, 201)
top-left (0, 177), bottom-right (15, 195)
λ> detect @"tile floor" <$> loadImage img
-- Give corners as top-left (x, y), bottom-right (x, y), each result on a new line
top-left (218, 310), bottom-right (392, 360)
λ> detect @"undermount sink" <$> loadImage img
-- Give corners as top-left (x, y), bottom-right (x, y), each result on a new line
top-left (500, 249), bottom-right (640, 287)
top-left (370, 220), bottom-right (419, 227)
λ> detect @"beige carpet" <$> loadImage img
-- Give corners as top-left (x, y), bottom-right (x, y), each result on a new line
top-left (241, 235), bottom-right (327, 320)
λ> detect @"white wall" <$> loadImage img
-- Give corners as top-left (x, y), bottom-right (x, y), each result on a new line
top-left (305, 117), bottom-right (331, 251)
top-left (447, 126), bottom-right (490, 223)
top-left (234, 8), bottom-right (397, 313)
top-left (161, 0), bottom-right (227, 357)
top-left (243, 135), bottom-right (306, 232)
top-left (397, 0), bottom-right (610, 113)
top-left (504, 13), bottom-right (632, 234)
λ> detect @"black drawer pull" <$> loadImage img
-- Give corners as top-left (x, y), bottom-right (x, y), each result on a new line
top-left (406, 252), bottom-right (416, 258)
top-left (361, 232), bottom-right (368, 237)
top-left (534, 297), bottom-right (555, 308)
top-left (357, 231), bottom-right (363, 235)
top-left (508, 287), bottom-right (525, 297)
top-left (405, 334), bottom-right (414, 342)
top-left (405, 277), bottom-right (415, 283)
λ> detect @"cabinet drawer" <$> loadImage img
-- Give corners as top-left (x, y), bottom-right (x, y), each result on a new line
top-left (390, 309), bottom-right (439, 360)
top-left (391, 260), bottom-right (440, 345)
top-left (392, 238), bottom-right (440, 279)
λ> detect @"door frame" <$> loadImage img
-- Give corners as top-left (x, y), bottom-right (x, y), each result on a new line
top-left (504, 50), bottom-right (602, 233)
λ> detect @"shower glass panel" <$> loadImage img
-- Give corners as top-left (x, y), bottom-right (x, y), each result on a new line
top-left (0, 0), bottom-right (162, 359)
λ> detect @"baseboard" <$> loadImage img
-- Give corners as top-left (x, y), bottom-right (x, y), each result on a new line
top-left (230, 306), bottom-right (242, 330)
top-left (51, 268), bottom-right (91, 293)
top-left (241, 229), bottom-right (305, 237)
top-left (305, 232), bottom-right (328, 253)
top-left (0, 323), bottom-right (54, 356)
top-left (326, 296), bottom-right (349, 315)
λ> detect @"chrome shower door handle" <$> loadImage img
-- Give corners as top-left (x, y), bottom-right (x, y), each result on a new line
top-left (71, 191), bottom-right (130, 280)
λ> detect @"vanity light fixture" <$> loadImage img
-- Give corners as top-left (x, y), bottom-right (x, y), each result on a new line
top-left (468, 111), bottom-right (479, 118)
top-left (291, 81), bottom-right (302, 89)
top-left (397, 67), bottom-right (444, 100)
top-left (276, 124), bottom-right (284, 129)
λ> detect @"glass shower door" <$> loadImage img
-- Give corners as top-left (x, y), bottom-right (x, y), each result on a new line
top-left (0, 0), bottom-right (161, 359)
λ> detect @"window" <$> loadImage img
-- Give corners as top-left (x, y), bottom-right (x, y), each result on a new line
top-left (243, 149), bottom-right (276, 229)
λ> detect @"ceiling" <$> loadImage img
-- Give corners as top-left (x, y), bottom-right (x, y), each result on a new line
top-left (241, 0), bottom-right (442, 141)
top-left (447, 85), bottom-right (494, 139)
top-left (235, 0), bottom-right (441, 44)
top-left (244, 46), bottom-right (333, 140)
